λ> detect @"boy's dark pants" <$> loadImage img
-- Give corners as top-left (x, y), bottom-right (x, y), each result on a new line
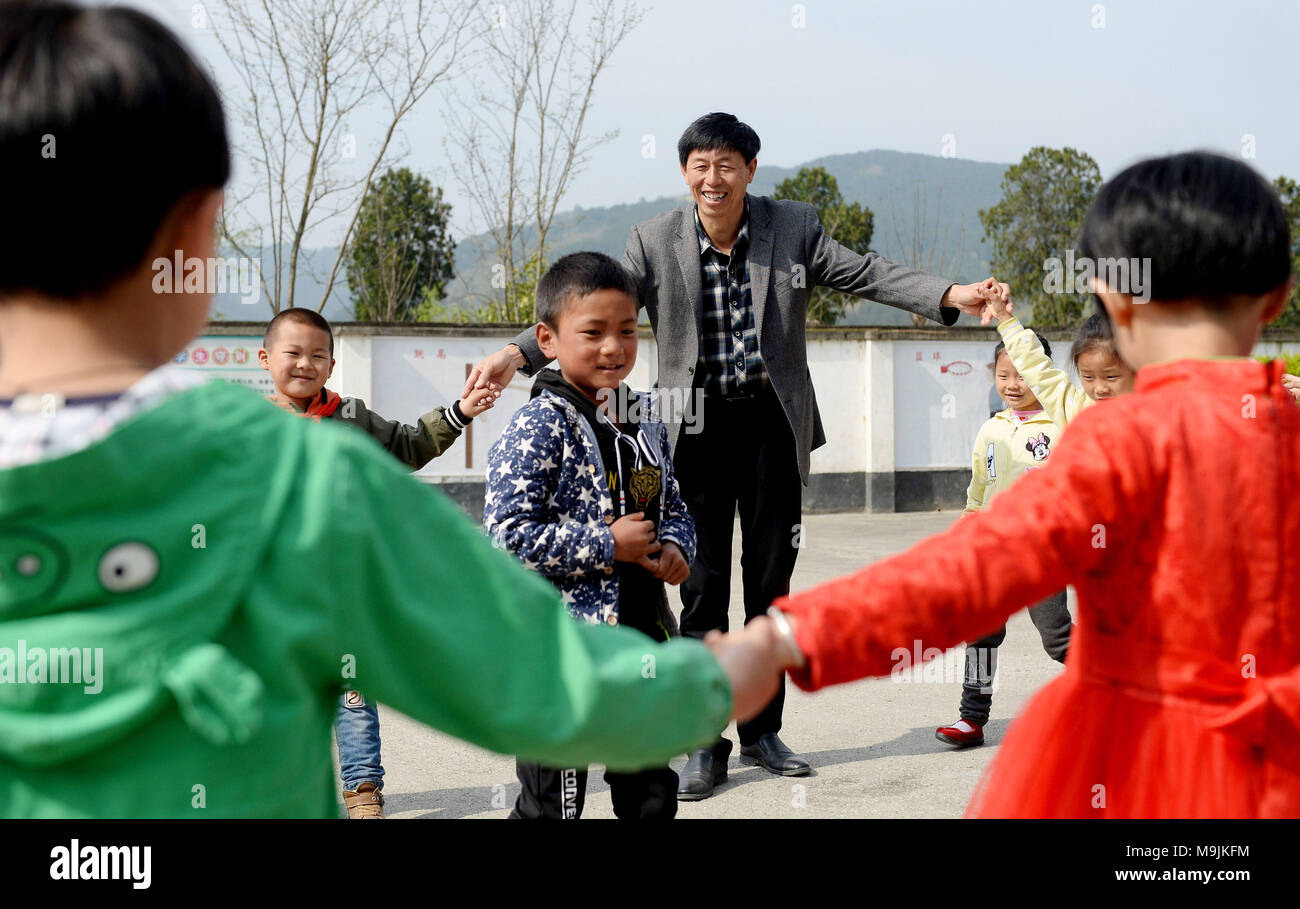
top-left (960, 590), bottom-right (1072, 725)
top-left (510, 549), bottom-right (679, 818)
top-left (510, 762), bottom-right (678, 819)
top-left (673, 387), bottom-right (802, 746)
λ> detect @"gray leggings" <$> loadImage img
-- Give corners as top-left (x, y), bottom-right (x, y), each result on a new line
top-left (959, 590), bottom-right (1072, 725)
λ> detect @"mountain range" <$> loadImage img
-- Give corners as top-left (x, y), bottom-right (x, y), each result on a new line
top-left (211, 149), bottom-right (1011, 327)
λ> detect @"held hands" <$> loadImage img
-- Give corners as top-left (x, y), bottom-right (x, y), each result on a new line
top-left (609, 512), bottom-right (661, 562)
top-left (1284, 373), bottom-right (1300, 404)
top-left (462, 344), bottom-right (525, 399)
top-left (977, 281), bottom-right (1014, 323)
top-left (458, 385), bottom-right (500, 418)
top-left (704, 616), bottom-right (797, 724)
top-left (636, 541), bottom-right (690, 585)
top-left (942, 277), bottom-right (1013, 326)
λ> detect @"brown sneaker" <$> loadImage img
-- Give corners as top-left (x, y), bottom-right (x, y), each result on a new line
top-left (343, 782), bottom-right (385, 818)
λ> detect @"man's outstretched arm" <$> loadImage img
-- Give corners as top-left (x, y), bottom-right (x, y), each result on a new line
top-left (463, 334), bottom-right (535, 399)
top-left (805, 204), bottom-right (1010, 325)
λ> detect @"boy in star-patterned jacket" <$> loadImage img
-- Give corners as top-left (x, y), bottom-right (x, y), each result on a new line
top-left (485, 252), bottom-right (696, 819)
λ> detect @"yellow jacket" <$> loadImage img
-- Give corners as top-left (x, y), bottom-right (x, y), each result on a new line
top-left (996, 316), bottom-right (1093, 427)
top-left (966, 407), bottom-right (1067, 513)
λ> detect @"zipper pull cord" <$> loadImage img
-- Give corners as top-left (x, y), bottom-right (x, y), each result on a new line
top-left (613, 432), bottom-right (627, 515)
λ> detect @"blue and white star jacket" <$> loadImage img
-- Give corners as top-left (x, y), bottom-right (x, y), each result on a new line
top-left (484, 379), bottom-right (695, 625)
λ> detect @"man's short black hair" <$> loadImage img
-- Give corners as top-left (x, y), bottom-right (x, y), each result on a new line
top-left (265, 308), bottom-right (334, 357)
top-left (536, 252), bottom-right (638, 329)
top-left (0, 0), bottom-right (231, 300)
top-left (677, 112), bottom-right (761, 166)
top-left (1079, 151), bottom-right (1291, 304)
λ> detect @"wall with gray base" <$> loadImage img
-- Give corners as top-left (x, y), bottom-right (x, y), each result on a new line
top-left (194, 321), bottom-right (1300, 514)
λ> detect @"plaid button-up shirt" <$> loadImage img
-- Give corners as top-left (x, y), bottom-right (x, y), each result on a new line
top-left (695, 202), bottom-right (768, 396)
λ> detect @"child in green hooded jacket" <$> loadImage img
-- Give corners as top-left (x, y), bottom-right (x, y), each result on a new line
top-left (0, 0), bottom-right (786, 818)
top-left (259, 305), bottom-right (498, 817)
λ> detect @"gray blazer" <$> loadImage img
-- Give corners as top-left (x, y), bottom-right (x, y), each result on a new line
top-left (512, 193), bottom-right (958, 484)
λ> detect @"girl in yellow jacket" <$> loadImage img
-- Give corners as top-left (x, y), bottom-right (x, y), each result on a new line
top-left (989, 300), bottom-right (1136, 426)
top-left (993, 292), bottom-right (1299, 417)
top-left (939, 293), bottom-right (1141, 747)
top-left (935, 331), bottom-right (1075, 748)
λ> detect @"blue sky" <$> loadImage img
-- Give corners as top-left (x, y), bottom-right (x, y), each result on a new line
top-left (132, 0), bottom-right (1300, 243)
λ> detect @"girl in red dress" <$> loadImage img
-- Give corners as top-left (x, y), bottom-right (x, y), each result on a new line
top-left (771, 151), bottom-right (1300, 817)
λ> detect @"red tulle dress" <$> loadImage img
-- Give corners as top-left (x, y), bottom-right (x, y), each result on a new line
top-left (778, 358), bottom-right (1300, 818)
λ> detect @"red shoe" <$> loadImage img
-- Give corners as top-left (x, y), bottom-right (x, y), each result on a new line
top-left (935, 719), bottom-right (985, 748)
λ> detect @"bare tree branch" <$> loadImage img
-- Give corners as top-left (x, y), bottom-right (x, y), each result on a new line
top-left (442, 0), bottom-right (643, 321)
top-left (888, 182), bottom-right (967, 327)
top-left (212, 0), bottom-right (482, 314)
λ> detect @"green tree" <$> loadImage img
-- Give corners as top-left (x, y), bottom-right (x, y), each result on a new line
top-left (347, 168), bottom-right (455, 322)
top-left (444, 0), bottom-right (644, 322)
top-left (772, 166), bottom-right (874, 325)
top-left (415, 252), bottom-right (544, 325)
top-left (213, 0), bottom-right (476, 314)
top-left (1273, 175), bottom-right (1300, 328)
top-left (979, 147), bottom-right (1102, 328)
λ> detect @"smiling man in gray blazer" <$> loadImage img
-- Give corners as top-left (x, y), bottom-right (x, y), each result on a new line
top-left (466, 112), bottom-right (1008, 800)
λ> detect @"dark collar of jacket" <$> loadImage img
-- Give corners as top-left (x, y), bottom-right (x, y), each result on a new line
top-left (693, 196), bottom-right (751, 258)
top-left (528, 371), bottom-right (669, 495)
top-left (530, 369), bottom-right (644, 438)
top-left (674, 193), bottom-right (774, 350)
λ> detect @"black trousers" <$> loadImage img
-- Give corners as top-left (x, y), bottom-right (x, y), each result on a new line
top-left (673, 387), bottom-right (803, 746)
top-left (959, 589), bottom-right (1073, 725)
top-left (509, 761), bottom-right (678, 819)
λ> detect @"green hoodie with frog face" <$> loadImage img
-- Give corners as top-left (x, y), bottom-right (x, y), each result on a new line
top-left (0, 379), bottom-right (730, 817)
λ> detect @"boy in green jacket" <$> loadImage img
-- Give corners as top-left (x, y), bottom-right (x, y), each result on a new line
top-left (260, 306), bottom-right (495, 465)
top-left (0, 0), bottom-right (786, 818)
top-left (260, 305), bottom-right (498, 817)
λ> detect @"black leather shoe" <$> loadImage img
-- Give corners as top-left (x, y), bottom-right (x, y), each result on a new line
top-left (739, 733), bottom-right (810, 776)
top-left (677, 742), bottom-right (731, 801)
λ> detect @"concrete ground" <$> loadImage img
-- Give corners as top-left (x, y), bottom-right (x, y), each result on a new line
top-left (338, 511), bottom-right (1069, 819)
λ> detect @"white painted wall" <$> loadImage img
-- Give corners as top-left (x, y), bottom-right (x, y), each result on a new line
top-left (174, 336), bottom-right (272, 394)
top-left (890, 338), bottom-right (1073, 470)
top-left (892, 339), bottom-right (993, 470)
top-left (177, 329), bottom-right (1300, 485)
top-left (369, 335), bottom-right (521, 478)
top-left (808, 337), bottom-right (867, 475)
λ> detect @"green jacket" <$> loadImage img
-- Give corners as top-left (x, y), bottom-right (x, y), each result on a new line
top-left (336, 399), bottom-right (461, 469)
top-left (270, 389), bottom-right (464, 470)
top-left (0, 381), bottom-right (730, 817)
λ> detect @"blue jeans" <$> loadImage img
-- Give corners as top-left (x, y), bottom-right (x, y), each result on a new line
top-left (335, 691), bottom-right (384, 791)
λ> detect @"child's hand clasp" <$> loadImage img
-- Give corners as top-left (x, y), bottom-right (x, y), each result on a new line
top-left (459, 385), bottom-right (500, 418)
top-left (610, 512), bottom-right (661, 562)
top-left (637, 541), bottom-right (690, 585)
top-left (979, 281), bottom-right (1013, 322)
